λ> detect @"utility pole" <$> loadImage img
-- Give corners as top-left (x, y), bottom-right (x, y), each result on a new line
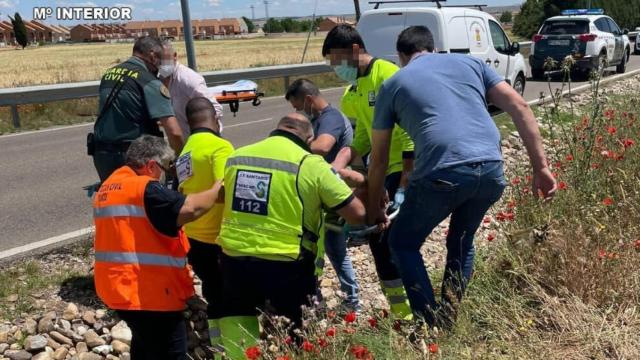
top-left (250, 5), bottom-right (255, 20)
top-left (180, 0), bottom-right (197, 70)
top-left (264, 0), bottom-right (270, 33)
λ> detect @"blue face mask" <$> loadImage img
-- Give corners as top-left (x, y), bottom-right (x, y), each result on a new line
top-left (332, 63), bottom-right (358, 85)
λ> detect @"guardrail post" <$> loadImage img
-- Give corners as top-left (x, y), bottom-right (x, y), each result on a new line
top-left (10, 104), bottom-right (20, 128)
top-left (283, 76), bottom-right (290, 93)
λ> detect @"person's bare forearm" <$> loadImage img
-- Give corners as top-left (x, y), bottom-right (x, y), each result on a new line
top-left (177, 181), bottom-right (222, 226)
top-left (367, 160), bottom-right (387, 222)
top-left (331, 146), bottom-right (357, 170)
top-left (510, 103), bottom-right (548, 171)
top-left (166, 132), bottom-right (184, 154)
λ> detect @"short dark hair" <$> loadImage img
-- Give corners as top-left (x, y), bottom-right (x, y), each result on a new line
top-left (321, 24), bottom-right (366, 57)
top-left (133, 36), bottom-right (163, 56)
top-left (278, 114), bottom-right (313, 140)
top-left (186, 97), bottom-right (217, 129)
top-left (285, 78), bottom-right (320, 101)
top-left (396, 26), bottom-right (435, 56)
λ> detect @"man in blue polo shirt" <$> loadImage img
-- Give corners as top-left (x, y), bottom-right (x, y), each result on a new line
top-left (367, 26), bottom-right (557, 327)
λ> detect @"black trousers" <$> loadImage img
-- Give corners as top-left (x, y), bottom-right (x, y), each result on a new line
top-left (187, 239), bottom-right (224, 319)
top-left (93, 151), bottom-right (125, 182)
top-left (116, 310), bottom-right (187, 360)
top-left (368, 171), bottom-right (403, 281)
top-left (219, 252), bottom-right (317, 329)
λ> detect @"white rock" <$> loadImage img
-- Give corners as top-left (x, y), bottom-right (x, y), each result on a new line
top-left (109, 322), bottom-right (131, 346)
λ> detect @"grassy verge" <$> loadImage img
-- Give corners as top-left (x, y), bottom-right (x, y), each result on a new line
top-left (0, 240), bottom-right (92, 321)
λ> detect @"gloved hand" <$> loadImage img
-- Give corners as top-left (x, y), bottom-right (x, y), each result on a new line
top-left (391, 187), bottom-right (405, 211)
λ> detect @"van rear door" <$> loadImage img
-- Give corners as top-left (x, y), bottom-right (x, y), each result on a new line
top-left (357, 11), bottom-right (407, 64)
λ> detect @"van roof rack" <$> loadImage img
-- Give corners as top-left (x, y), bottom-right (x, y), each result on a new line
top-left (368, 0), bottom-right (447, 10)
top-left (442, 4), bottom-right (487, 11)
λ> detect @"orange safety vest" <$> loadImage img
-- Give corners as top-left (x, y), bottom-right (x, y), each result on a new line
top-left (93, 166), bottom-right (194, 311)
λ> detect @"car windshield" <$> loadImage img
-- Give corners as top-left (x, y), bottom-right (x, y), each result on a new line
top-left (541, 20), bottom-right (589, 35)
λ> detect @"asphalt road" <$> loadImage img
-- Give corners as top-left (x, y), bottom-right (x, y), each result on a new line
top-left (1, 55), bottom-right (640, 252)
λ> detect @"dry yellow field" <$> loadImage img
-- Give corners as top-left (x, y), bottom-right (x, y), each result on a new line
top-left (0, 36), bottom-right (326, 88)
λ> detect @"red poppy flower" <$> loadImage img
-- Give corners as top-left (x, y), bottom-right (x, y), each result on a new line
top-left (302, 340), bottom-right (314, 352)
top-left (496, 211), bottom-right (514, 221)
top-left (507, 199), bottom-right (517, 209)
top-left (344, 311), bottom-right (357, 323)
top-left (327, 310), bottom-right (337, 319)
top-left (511, 176), bottom-right (521, 185)
top-left (604, 109), bottom-right (615, 120)
top-left (592, 163), bottom-right (601, 169)
top-left (487, 233), bottom-right (495, 242)
top-left (325, 327), bottom-right (336, 337)
top-left (284, 336), bottom-right (293, 345)
top-left (554, 160), bottom-right (563, 169)
top-left (607, 126), bottom-right (617, 135)
top-left (623, 139), bottom-right (635, 148)
top-left (602, 197), bottom-right (614, 206)
top-left (245, 345), bottom-right (261, 360)
top-left (565, 154), bottom-right (574, 161)
top-left (551, 172), bottom-right (558, 178)
top-left (317, 338), bottom-right (328, 348)
top-left (368, 317), bottom-right (378, 328)
top-left (483, 216), bottom-right (491, 224)
top-left (558, 181), bottom-right (567, 190)
top-left (601, 150), bottom-right (616, 159)
top-left (598, 249), bottom-right (607, 259)
top-left (428, 343), bottom-right (439, 354)
top-left (634, 240), bottom-right (640, 250)
top-left (350, 345), bottom-right (373, 360)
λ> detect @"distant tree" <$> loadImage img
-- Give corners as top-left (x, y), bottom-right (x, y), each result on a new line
top-left (9, 12), bottom-right (28, 49)
top-left (242, 16), bottom-right (256, 33)
top-left (264, 18), bottom-right (284, 33)
top-left (500, 11), bottom-right (513, 23)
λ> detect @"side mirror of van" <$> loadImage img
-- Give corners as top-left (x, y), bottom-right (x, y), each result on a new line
top-left (622, 28), bottom-right (629, 35)
top-left (510, 42), bottom-right (520, 55)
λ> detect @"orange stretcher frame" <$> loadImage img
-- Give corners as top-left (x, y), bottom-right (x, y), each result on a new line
top-left (213, 90), bottom-right (264, 116)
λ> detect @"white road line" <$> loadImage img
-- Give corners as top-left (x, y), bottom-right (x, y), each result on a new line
top-left (225, 117), bottom-right (273, 129)
top-left (0, 122), bottom-right (93, 139)
top-left (0, 226), bottom-right (94, 261)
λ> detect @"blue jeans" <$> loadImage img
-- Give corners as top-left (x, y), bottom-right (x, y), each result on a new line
top-left (324, 229), bottom-right (360, 308)
top-left (388, 161), bottom-right (506, 324)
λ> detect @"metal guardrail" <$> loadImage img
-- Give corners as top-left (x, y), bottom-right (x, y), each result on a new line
top-left (0, 62), bottom-right (333, 128)
top-left (0, 33), bottom-right (637, 128)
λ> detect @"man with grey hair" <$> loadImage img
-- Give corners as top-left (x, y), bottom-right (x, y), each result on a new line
top-left (93, 134), bottom-right (223, 360)
top-left (90, 36), bottom-right (184, 182)
top-left (159, 40), bottom-right (224, 138)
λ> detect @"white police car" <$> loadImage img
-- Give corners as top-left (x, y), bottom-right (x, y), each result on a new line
top-left (530, 9), bottom-right (631, 78)
top-left (358, 1), bottom-right (528, 95)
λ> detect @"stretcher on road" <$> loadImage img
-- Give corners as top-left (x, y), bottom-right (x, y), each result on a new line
top-left (325, 203), bottom-right (401, 246)
top-left (207, 80), bottom-right (264, 116)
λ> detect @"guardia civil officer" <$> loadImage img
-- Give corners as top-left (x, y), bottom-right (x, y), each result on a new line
top-left (89, 36), bottom-right (184, 182)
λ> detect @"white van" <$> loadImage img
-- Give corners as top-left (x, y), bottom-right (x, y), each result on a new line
top-left (357, 3), bottom-right (528, 95)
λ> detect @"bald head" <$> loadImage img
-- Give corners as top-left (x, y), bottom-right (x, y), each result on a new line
top-left (277, 113), bottom-right (314, 143)
top-left (186, 97), bottom-right (218, 132)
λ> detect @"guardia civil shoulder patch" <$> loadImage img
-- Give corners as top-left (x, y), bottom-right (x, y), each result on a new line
top-left (160, 84), bottom-right (171, 99)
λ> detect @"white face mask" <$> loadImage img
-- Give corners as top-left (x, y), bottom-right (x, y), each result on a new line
top-left (158, 63), bottom-right (175, 79)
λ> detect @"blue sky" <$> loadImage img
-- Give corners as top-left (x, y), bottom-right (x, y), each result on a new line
top-left (1, 0), bottom-right (524, 24)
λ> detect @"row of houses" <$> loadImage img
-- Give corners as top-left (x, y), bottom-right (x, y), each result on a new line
top-left (0, 20), bottom-right (70, 45)
top-left (0, 18), bottom-right (248, 45)
top-left (71, 18), bottom-right (248, 42)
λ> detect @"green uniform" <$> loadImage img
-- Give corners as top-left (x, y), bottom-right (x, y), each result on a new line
top-left (92, 56), bottom-right (175, 181)
top-left (218, 130), bottom-right (355, 360)
top-left (340, 58), bottom-right (414, 175)
top-left (340, 58), bottom-right (414, 320)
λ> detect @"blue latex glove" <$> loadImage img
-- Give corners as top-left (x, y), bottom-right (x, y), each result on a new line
top-left (391, 187), bottom-right (405, 211)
